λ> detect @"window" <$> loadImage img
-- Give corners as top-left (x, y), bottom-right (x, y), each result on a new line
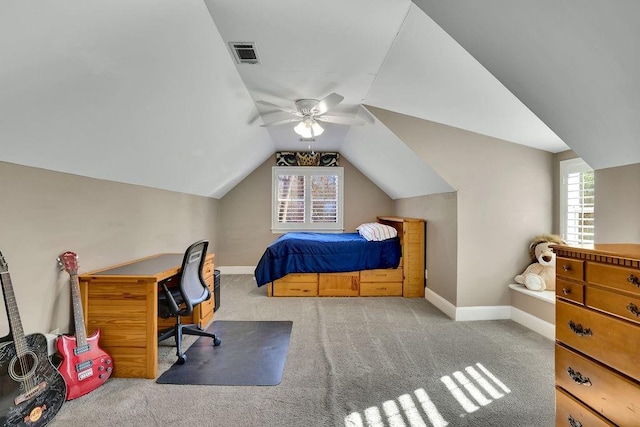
top-left (559, 158), bottom-right (595, 245)
top-left (272, 166), bottom-right (344, 232)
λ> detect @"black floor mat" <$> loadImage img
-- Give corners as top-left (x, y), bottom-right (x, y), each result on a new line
top-left (156, 320), bottom-right (292, 386)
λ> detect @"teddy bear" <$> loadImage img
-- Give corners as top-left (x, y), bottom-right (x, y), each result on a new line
top-left (515, 234), bottom-right (566, 291)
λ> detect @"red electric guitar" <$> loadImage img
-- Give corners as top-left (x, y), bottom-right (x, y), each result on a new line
top-left (56, 252), bottom-right (113, 400)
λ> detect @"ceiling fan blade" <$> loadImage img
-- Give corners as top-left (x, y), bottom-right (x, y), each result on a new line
top-left (316, 115), bottom-right (365, 126)
top-left (255, 100), bottom-right (300, 116)
top-left (313, 93), bottom-right (344, 115)
top-left (260, 117), bottom-right (302, 127)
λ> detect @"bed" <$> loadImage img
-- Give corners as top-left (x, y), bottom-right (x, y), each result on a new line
top-left (255, 216), bottom-right (425, 298)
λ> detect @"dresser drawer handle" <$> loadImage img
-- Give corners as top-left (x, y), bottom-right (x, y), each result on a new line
top-left (628, 274), bottom-right (640, 287)
top-left (562, 288), bottom-right (571, 295)
top-left (567, 367), bottom-right (592, 386)
top-left (568, 415), bottom-right (582, 427)
top-left (568, 321), bottom-right (592, 337)
top-left (627, 303), bottom-right (640, 317)
top-left (562, 264), bottom-right (572, 272)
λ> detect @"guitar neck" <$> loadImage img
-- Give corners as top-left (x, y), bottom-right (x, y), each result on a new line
top-left (69, 273), bottom-right (88, 347)
top-left (0, 270), bottom-right (29, 357)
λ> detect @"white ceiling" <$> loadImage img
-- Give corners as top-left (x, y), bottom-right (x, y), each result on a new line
top-left (1, 1), bottom-right (636, 199)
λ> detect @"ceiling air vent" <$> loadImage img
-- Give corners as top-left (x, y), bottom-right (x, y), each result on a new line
top-left (229, 42), bottom-right (260, 64)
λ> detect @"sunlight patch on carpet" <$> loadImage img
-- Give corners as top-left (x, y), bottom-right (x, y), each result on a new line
top-left (344, 362), bottom-right (510, 426)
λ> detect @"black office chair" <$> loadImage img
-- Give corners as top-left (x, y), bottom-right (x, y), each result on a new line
top-left (158, 240), bottom-right (221, 364)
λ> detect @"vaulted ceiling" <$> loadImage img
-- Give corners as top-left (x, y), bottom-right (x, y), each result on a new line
top-left (1, 1), bottom-right (637, 199)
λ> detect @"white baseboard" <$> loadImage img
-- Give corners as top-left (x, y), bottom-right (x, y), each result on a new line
top-left (510, 306), bottom-right (555, 340)
top-left (425, 287), bottom-right (511, 321)
top-left (455, 305), bottom-right (512, 321)
top-left (426, 287), bottom-right (554, 339)
top-left (216, 266), bottom-right (255, 275)
top-left (425, 287), bottom-right (456, 319)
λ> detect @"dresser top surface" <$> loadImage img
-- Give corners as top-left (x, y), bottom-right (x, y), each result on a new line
top-left (554, 243), bottom-right (640, 260)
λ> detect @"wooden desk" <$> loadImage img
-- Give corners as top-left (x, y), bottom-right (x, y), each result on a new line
top-left (78, 253), bottom-right (215, 379)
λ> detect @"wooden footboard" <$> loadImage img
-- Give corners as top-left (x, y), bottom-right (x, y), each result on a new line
top-left (268, 216), bottom-right (425, 298)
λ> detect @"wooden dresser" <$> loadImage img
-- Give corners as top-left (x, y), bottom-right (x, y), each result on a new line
top-left (554, 244), bottom-right (640, 426)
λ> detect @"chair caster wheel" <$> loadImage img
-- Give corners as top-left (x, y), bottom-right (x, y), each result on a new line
top-left (213, 337), bottom-right (221, 346)
top-left (177, 354), bottom-right (187, 364)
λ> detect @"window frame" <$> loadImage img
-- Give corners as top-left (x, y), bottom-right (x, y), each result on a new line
top-left (271, 166), bottom-right (344, 233)
top-left (559, 158), bottom-right (595, 245)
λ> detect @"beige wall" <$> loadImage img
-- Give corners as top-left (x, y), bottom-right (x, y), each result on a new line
top-left (218, 155), bottom-right (394, 266)
top-left (594, 163), bottom-right (640, 243)
top-left (0, 161), bottom-right (220, 337)
top-left (370, 106), bottom-right (554, 308)
top-left (395, 192), bottom-right (458, 304)
top-left (510, 290), bottom-right (555, 324)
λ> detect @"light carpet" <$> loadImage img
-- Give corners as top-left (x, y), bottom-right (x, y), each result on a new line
top-left (50, 275), bottom-right (554, 426)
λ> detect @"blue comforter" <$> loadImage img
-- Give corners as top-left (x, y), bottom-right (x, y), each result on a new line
top-left (254, 232), bottom-right (401, 287)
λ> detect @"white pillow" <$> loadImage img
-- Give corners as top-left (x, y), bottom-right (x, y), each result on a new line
top-left (356, 223), bottom-right (398, 241)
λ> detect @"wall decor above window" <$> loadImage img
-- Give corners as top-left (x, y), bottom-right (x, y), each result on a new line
top-left (276, 152), bottom-right (339, 167)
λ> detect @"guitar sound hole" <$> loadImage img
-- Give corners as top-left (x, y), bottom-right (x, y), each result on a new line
top-left (9, 350), bottom-right (38, 382)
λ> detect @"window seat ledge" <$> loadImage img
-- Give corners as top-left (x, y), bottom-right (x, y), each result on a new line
top-left (508, 284), bottom-right (555, 304)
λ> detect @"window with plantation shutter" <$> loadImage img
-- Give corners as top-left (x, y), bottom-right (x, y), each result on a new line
top-left (272, 166), bottom-right (343, 232)
top-left (560, 158), bottom-right (595, 245)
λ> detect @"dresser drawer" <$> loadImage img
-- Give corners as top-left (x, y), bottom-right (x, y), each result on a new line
top-left (205, 275), bottom-right (214, 290)
top-left (203, 256), bottom-right (214, 278)
top-left (318, 272), bottom-right (359, 296)
top-left (587, 262), bottom-right (640, 296)
top-left (360, 281), bottom-right (402, 296)
top-left (274, 273), bottom-right (318, 283)
top-left (556, 299), bottom-right (640, 380)
top-left (555, 344), bottom-right (640, 426)
top-left (587, 286), bottom-right (640, 325)
top-left (556, 278), bottom-right (584, 305)
top-left (360, 268), bottom-right (403, 283)
top-left (557, 257), bottom-right (585, 281)
top-left (272, 281), bottom-right (318, 296)
top-left (555, 388), bottom-right (614, 427)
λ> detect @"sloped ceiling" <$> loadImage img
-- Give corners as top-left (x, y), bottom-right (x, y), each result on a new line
top-left (412, 0), bottom-right (640, 170)
top-left (0, 0), bottom-right (272, 199)
top-left (1, 1), bottom-right (635, 200)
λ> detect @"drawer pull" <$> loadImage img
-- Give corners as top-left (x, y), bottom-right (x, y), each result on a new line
top-left (627, 302), bottom-right (640, 317)
top-left (562, 288), bottom-right (571, 295)
top-left (568, 415), bottom-right (582, 427)
top-left (567, 367), bottom-right (592, 386)
top-left (562, 264), bottom-right (572, 272)
top-left (628, 274), bottom-right (640, 287)
top-left (568, 320), bottom-right (592, 337)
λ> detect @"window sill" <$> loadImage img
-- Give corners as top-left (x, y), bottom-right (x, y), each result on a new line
top-left (508, 284), bottom-right (555, 304)
top-left (272, 228), bottom-right (345, 234)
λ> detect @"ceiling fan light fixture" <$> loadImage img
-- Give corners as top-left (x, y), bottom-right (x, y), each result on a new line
top-left (294, 117), bottom-right (324, 138)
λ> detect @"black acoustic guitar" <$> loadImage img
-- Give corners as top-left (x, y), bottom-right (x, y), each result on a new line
top-left (0, 251), bottom-right (66, 426)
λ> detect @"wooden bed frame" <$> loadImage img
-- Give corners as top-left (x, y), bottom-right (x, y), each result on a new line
top-left (266, 216), bottom-right (425, 298)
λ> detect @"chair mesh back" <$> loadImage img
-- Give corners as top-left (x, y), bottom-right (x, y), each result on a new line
top-left (180, 240), bottom-right (209, 308)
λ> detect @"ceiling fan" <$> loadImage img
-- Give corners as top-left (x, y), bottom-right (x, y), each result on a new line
top-left (256, 93), bottom-right (365, 138)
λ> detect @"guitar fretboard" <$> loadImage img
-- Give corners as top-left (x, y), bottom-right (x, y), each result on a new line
top-left (0, 271), bottom-right (29, 358)
top-left (69, 272), bottom-right (88, 347)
